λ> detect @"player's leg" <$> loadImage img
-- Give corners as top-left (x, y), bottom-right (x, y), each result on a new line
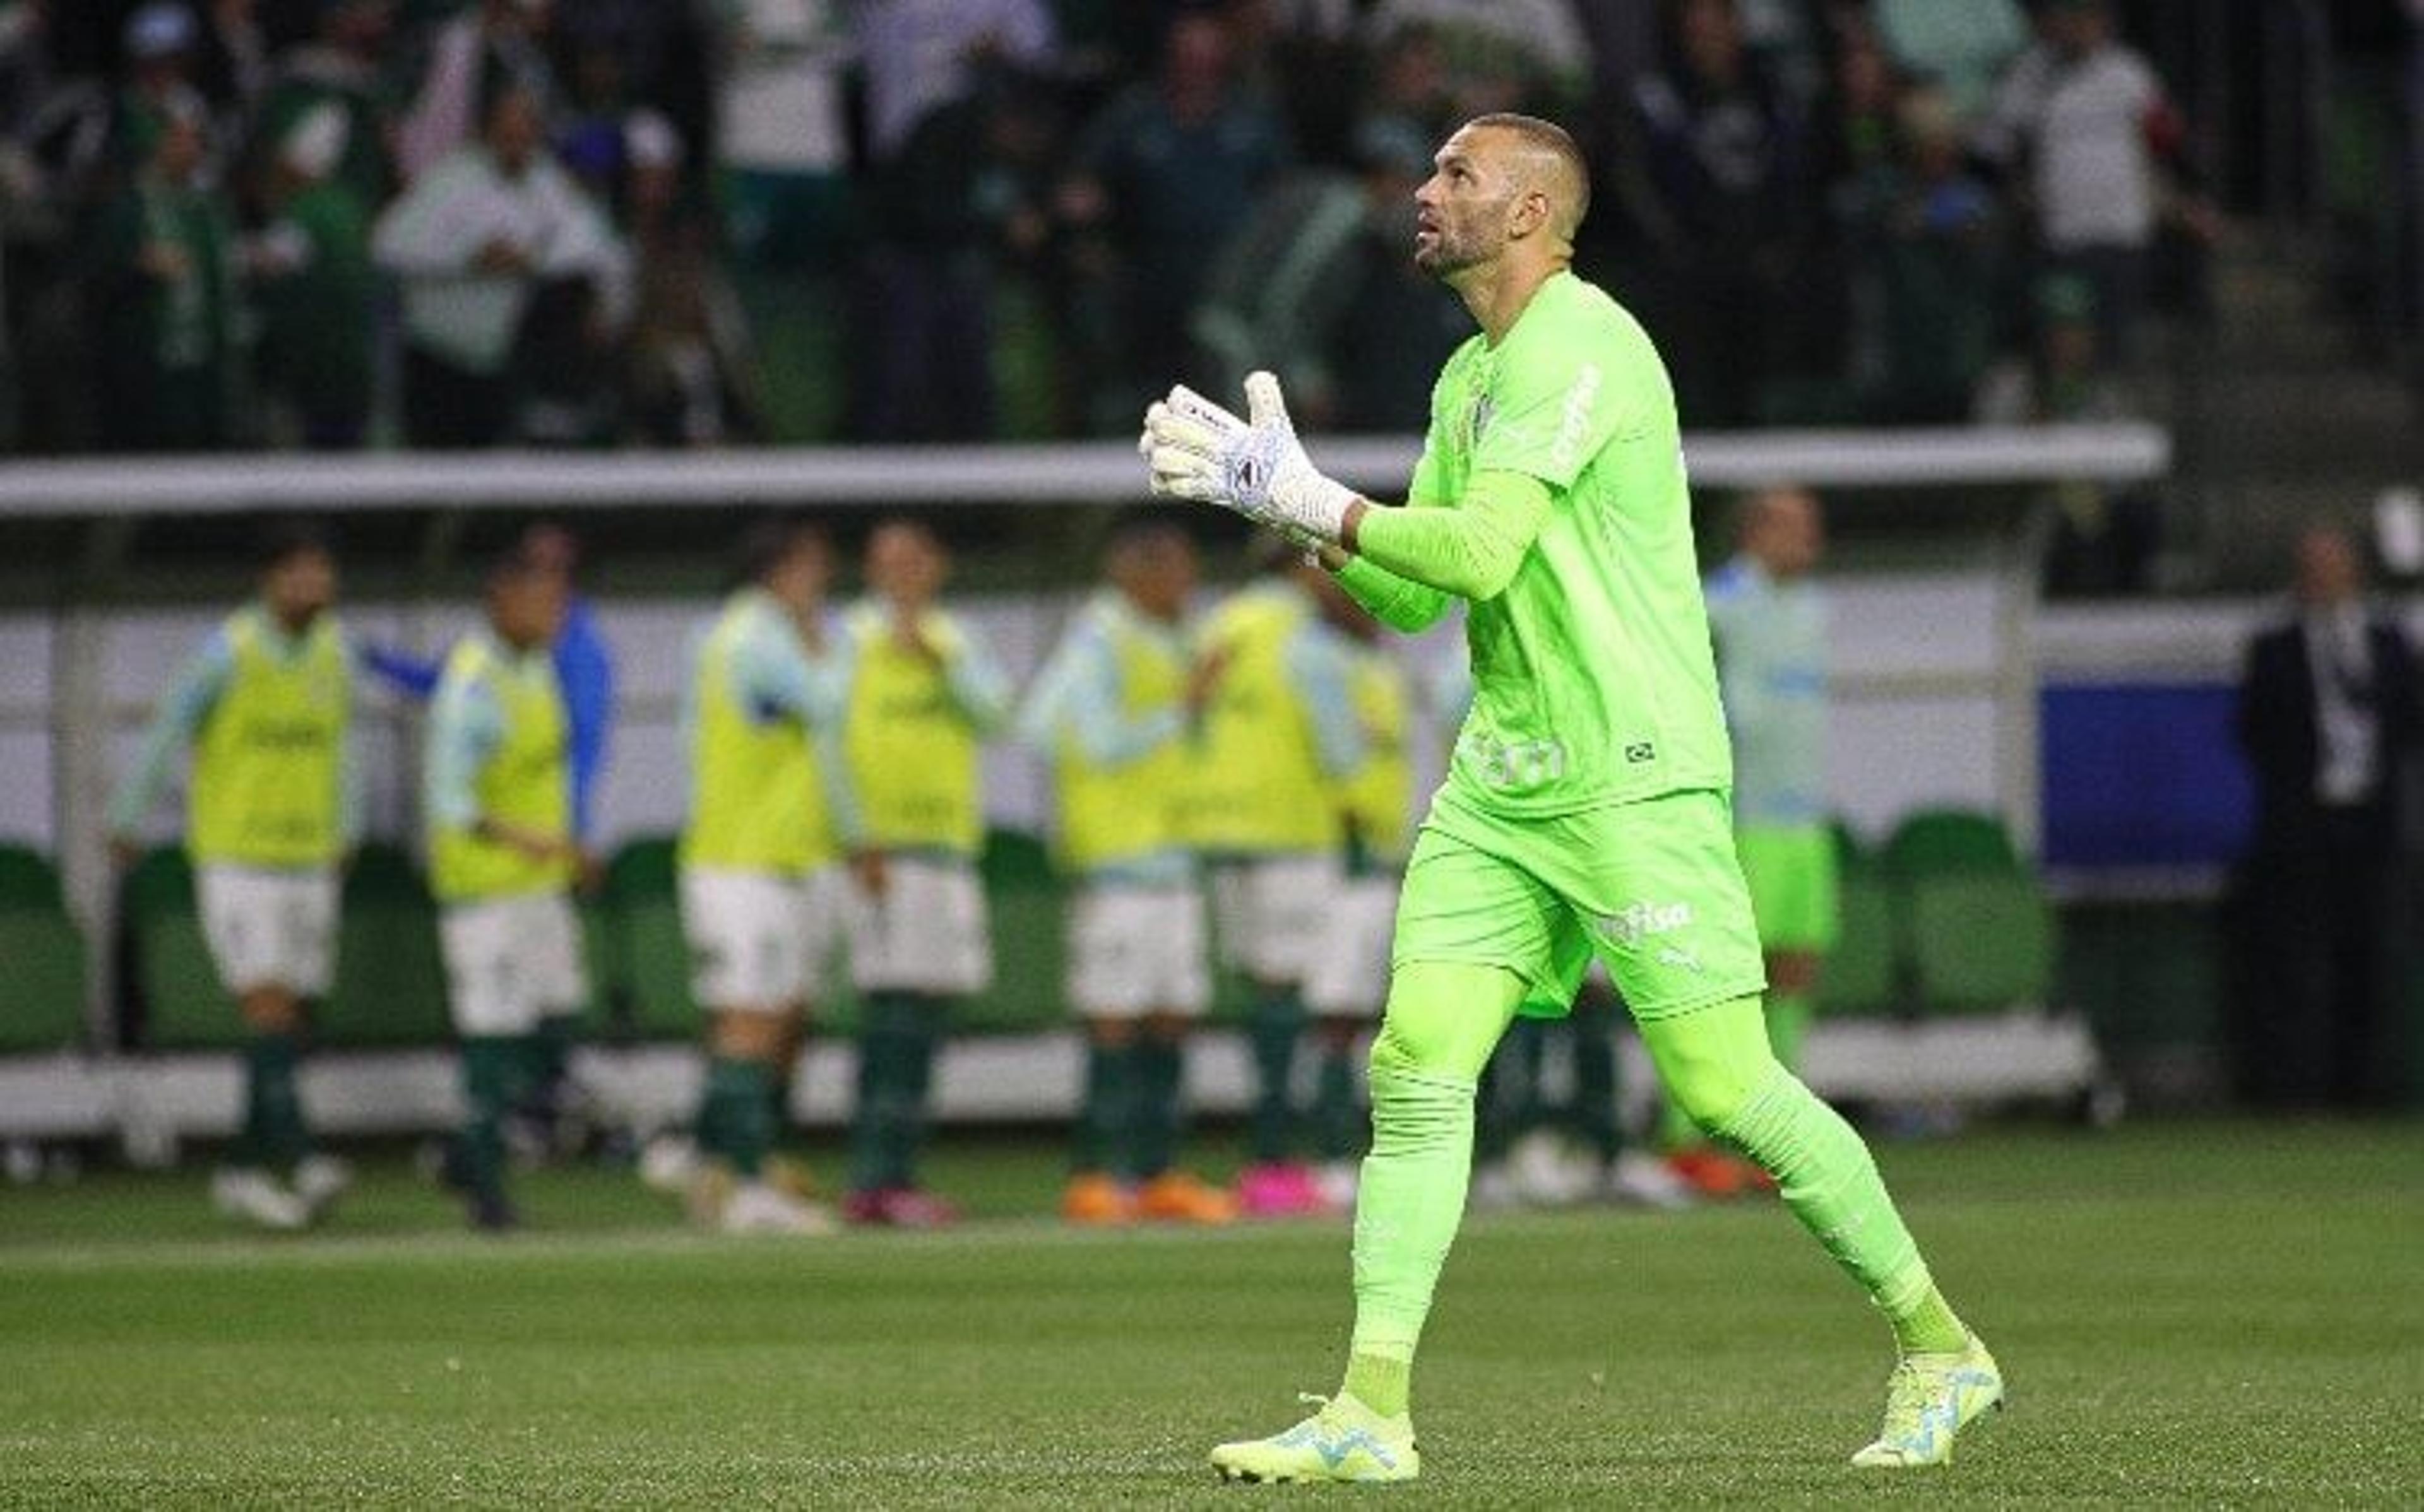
top-left (198, 866), bottom-right (314, 1229)
top-left (438, 896), bottom-right (537, 1231)
top-left (843, 857), bottom-right (974, 1226)
top-left (1639, 995), bottom-right (2002, 1463)
top-left (1601, 796), bottom-right (1996, 1466)
top-left (1064, 881), bottom-right (1144, 1222)
top-left (1212, 826), bottom-right (1562, 1484)
top-left (1228, 854), bottom-right (1338, 1216)
top-left (1129, 881), bottom-right (1233, 1222)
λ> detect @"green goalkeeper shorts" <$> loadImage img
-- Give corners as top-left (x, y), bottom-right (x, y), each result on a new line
top-left (1735, 822), bottom-right (1842, 954)
top-left (1394, 786), bottom-right (1767, 1022)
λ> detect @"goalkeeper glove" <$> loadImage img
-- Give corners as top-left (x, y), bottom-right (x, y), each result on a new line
top-left (1139, 371), bottom-right (1360, 544)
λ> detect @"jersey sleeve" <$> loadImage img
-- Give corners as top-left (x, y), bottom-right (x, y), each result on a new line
top-left (106, 630), bottom-right (234, 835)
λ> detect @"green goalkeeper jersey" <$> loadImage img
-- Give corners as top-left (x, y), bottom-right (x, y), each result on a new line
top-left (1404, 270), bottom-right (1730, 818)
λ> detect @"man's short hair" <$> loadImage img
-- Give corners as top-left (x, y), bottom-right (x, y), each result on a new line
top-left (1465, 112), bottom-right (1591, 239)
top-left (257, 517), bottom-right (334, 570)
top-left (733, 515), bottom-right (829, 589)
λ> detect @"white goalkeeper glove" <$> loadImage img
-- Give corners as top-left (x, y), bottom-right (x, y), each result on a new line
top-left (1138, 370), bottom-right (1360, 545)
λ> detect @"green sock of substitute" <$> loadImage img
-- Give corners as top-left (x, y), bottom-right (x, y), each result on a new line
top-left (1711, 1061), bottom-right (1966, 1354)
top-left (1132, 1034), bottom-right (1183, 1180)
top-left (703, 1056), bottom-right (775, 1178)
top-left (1247, 989), bottom-right (1304, 1163)
top-left (1074, 1037), bottom-right (1136, 1178)
top-left (458, 1036), bottom-right (523, 1198)
top-left (244, 1032), bottom-right (309, 1167)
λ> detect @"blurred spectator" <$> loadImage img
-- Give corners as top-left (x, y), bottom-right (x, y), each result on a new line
top-left (1806, 26), bottom-right (1904, 416)
top-left (713, 0), bottom-right (851, 270)
top-left (1360, 0), bottom-right (1587, 119)
top-left (1190, 116), bottom-right (1466, 432)
top-left (1862, 86), bottom-right (2002, 423)
top-left (396, 0), bottom-right (556, 184)
top-left (1356, 20), bottom-right (1453, 154)
top-left (1059, 9), bottom-right (1292, 428)
top-left (855, 68), bottom-right (1060, 442)
top-left (1868, 0), bottom-right (2028, 124)
top-left (192, 0), bottom-right (269, 120)
top-left (621, 110), bottom-right (761, 446)
top-left (116, 3), bottom-right (215, 170)
top-left (250, 0), bottom-right (395, 211)
top-left (1619, 0), bottom-right (1814, 427)
top-left (850, 0), bottom-right (1055, 166)
top-left (1973, 0), bottom-right (2214, 369)
top-left (372, 85), bottom-right (627, 448)
top-left (247, 100), bottom-right (375, 447)
top-left (91, 96), bottom-right (237, 450)
top-left (2232, 525), bottom-right (2420, 1107)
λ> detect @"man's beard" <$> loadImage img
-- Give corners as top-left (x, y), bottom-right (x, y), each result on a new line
top-left (1414, 228), bottom-right (1486, 278)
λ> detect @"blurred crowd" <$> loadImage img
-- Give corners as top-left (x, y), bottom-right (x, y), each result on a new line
top-left (0, 0), bottom-right (2371, 454)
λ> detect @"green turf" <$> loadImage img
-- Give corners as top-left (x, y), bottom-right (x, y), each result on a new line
top-left (2, 1120), bottom-right (2420, 1508)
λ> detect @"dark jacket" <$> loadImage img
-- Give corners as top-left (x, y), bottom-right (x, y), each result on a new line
top-left (2235, 613), bottom-right (2420, 846)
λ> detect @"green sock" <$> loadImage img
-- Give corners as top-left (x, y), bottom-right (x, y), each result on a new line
top-left (851, 994), bottom-right (942, 1190)
top-left (243, 1032), bottom-right (308, 1168)
top-left (1132, 1034), bottom-right (1183, 1180)
top-left (1074, 1037), bottom-right (1136, 1178)
top-left (1765, 991), bottom-right (1815, 1075)
top-left (1343, 1351), bottom-right (1412, 1419)
top-left (1346, 1063), bottom-right (1477, 1403)
top-left (1247, 988), bottom-right (1304, 1164)
top-left (1714, 1063), bottom-right (1965, 1353)
top-left (458, 1036), bottom-right (523, 1199)
top-left (1312, 1037), bottom-right (1362, 1163)
top-left (703, 1056), bottom-right (775, 1178)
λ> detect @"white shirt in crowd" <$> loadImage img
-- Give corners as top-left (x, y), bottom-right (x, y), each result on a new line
top-left (1977, 41), bottom-right (2164, 251)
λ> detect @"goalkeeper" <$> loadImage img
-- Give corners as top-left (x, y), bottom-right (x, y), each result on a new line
top-left (1141, 113), bottom-right (2000, 1482)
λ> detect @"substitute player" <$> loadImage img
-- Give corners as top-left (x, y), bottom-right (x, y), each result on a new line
top-left (674, 519), bottom-right (858, 1234)
top-left (1665, 484), bottom-right (1839, 1193)
top-left (1021, 514), bottom-right (1237, 1226)
top-left (425, 548), bottom-right (589, 1232)
top-left (838, 518), bottom-right (1013, 1227)
top-left (109, 522), bottom-right (358, 1231)
top-left (1191, 545), bottom-right (1367, 1217)
top-left (1141, 113), bottom-right (2000, 1479)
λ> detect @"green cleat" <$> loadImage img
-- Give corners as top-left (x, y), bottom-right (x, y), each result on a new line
top-left (1851, 1333), bottom-right (2005, 1467)
top-left (1209, 1392), bottom-right (1420, 1484)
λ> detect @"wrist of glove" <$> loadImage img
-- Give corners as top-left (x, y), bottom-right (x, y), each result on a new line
top-left (1139, 371), bottom-right (1358, 544)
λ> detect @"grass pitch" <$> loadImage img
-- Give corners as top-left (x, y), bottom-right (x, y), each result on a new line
top-left (2, 1119), bottom-right (2419, 1508)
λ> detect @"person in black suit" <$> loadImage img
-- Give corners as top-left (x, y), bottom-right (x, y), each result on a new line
top-left (2232, 525), bottom-right (2420, 1108)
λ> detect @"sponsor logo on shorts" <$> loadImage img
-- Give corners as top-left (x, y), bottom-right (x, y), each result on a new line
top-left (1596, 900), bottom-right (1693, 949)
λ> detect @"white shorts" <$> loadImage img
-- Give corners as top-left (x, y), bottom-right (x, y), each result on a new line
top-left (1304, 875), bottom-right (1399, 1019)
top-left (680, 865), bottom-right (851, 1012)
top-left (849, 854), bottom-right (991, 997)
top-left (439, 890), bottom-right (588, 1037)
top-left (1068, 881), bottom-right (1210, 1019)
top-left (196, 863), bottom-right (338, 998)
top-left (1209, 853), bottom-right (1342, 986)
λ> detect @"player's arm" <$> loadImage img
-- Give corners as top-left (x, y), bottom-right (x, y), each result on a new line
top-left (426, 672), bottom-right (554, 858)
top-left (106, 633), bottom-right (234, 846)
top-left (942, 631), bottom-right (1017, 736)
top-left (1140, 371), bottom-right (1553, 610)
top-left (1339, 471), bottom-right (1554, 602)
top-left (762, 623), bottom-right (868, 849)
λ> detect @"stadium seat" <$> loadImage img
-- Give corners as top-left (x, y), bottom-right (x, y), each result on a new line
top-left (966, 830), bottom-right (1066, 1033)
top-left (124, 846), bottom-right (242, 1049)
top-left (320, 843), bottom-right (450, 1048)
top-left (1819, 843), bottom-right (1903, 1018)
top-left (0, 844), bottom-right (88, 1053)
top-left (1905, 870), bottom-right (2057, 1014)
top-left (1882, 808), bottom-right (2024, 876)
